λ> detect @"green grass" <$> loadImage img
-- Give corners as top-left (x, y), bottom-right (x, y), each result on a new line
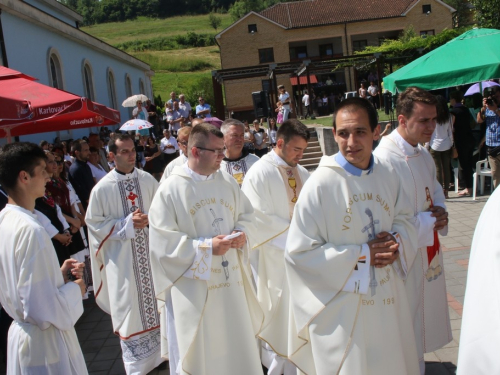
top-left (151, 71), bottom-right (212, 103)
top-left (131, 52), bottom-right (213, 72)
top-left (82, 15), bottom-right (233, 45)
top-left (301, 110), bottom-right (393, 127)
top-left (130, 46), bottom-right (221, 72)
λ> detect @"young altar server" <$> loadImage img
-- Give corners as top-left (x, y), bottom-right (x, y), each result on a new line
top-left (241, 118), bottom-right (310, 374)
top-left (286, 97), bottom-right (420, 375)
top-left (86, 134), bottom-right (164, 374)
top-left (0, 142), bottom-right (87, 375)
top-left (374, 87), bottom-right (452, 374)
top-left (149, 123), bottom-right (264, 375)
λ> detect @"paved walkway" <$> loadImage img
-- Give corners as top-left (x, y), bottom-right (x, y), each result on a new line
top-left (0, 191), bottom-right (490, 375)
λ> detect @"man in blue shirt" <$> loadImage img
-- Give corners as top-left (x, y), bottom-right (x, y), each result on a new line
top-left (195, 96), bottom-right (211, 118)
top-left (478, 87), bottom-right (500, 189)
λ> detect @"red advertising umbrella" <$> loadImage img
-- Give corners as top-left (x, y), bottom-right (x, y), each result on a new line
top-left (0, 67), bottom-right (120, 140)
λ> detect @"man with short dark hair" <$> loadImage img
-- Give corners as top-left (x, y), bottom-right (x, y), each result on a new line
top-left (69, 140), bottom-right (95, 209)
top-left (286, 98), bottom-right (419, 375)
top-left (0, 142), bottom-right (87, 375)
top-left (242, 119), bottom-right (310, 373)
top-left (368, 81), bottom-right (380, 109)
top-left (149, 123), bottom-right (264, 375)
top-left (86, 133), bottom-right (164, 374)
top-left (375, 87), bottom-right (451, 375)
top-left (195, 96), bottom-right (211, 118)
top-left (160, 129), bottom-right (179, 167)
top-left (220, 119), bottom-right (260, 186)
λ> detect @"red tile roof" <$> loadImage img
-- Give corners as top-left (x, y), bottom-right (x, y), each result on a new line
top-left (260, 0), bottom-right (420, 29)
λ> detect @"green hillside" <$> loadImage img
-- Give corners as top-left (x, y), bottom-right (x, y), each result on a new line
top-left (82, 15), bottom-right (230, 108)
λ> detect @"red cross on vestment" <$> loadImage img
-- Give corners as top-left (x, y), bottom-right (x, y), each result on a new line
top-left (127, 191), bottom-right (138, 206)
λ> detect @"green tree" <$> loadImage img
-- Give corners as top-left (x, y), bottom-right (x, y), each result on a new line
top-left (209, 13), bottom-right (223, 31)
top-left (470, 0), bottom-right (500, 28)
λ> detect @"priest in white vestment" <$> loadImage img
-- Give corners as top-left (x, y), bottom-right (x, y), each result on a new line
top-left (0, 142), bottom-right (87, 375)
top-left (86, 134), bottom-right (164, 374)
top-left (286, 98), bottom-right (420, 375)
top-left (457, 188), bottom-right (500, 374)
top-left (241, 119), bottom-right (310, 374)
top-left (149, 124), bottom-right (264, 375)
top-left (220, 119), bottom-right (260, 186)
top-left (159, 126), bottom-right (190, 183)
top-left (374, 87), bottom-right (452, 374)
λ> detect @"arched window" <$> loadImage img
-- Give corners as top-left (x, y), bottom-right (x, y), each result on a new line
top-left (47, 48), bottom-right (64, 89)
top-left (125, 74), bottom-right (133, 117)
top-left (82, 61), bottom-right (95, 101)
top-left (125, 74), bottom-right (132, 96)
top-left (107, 69), bottom-right (117, 109)
top-left (139, 78), bottom-right (145, 95)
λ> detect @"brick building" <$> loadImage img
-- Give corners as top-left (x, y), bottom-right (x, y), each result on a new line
top-left (215, 0), bottom-right (455, 118)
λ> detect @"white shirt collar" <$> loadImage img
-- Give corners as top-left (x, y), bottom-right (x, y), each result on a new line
top-left (270, 149), bottom-right (290, 167)
top-left (5, 204), bottom-right (38, 219)
top-left (392, 128), bottom-right (421, 156)
top-left (112, 168), bottom-right (137, 181)
top-left (182, 162), bottom-right (216, 181)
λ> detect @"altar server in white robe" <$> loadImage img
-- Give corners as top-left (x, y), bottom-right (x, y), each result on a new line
top-left (220, 119), bottom-right (260, 186)
top-left (286, 98), bottom-right (420, 375)
top-left (241, 119), bottom-right (310, 374)
top-left (149, 123), bottom-right (264, 375)
top-left (159, 126), bottom-right (190, 183)
top-left (0, 142), bottom-right (87, 375)
top-left (457, 188), bottom-right (500, 374)
top-left (86, 134), bottom-right (164, 374)
top-left (374, 87), bottom-right (452, 374)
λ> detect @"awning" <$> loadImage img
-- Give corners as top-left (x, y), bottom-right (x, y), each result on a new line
top-left (290, 74), bottom-right (318, 86)
top-left (0, 67), bottom-right (120, 139)
top-left (383, 28), bottom-right (500, 93)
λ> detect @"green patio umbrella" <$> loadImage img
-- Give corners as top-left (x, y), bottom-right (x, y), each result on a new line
top-left (383, 28), bottom-right (500, 93)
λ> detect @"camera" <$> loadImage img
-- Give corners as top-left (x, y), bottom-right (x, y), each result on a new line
top-left (486, 97), bottom-right (494, 106)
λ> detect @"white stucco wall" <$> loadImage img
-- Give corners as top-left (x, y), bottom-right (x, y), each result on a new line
top-left (1, 11), bottom-right (152, 144)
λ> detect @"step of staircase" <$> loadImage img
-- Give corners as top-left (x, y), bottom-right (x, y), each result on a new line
top-left (300, 129), bottom-right (322, 171)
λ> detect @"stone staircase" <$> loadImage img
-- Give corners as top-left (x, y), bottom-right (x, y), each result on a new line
top-left (300, 129), bottom-right (322, 171)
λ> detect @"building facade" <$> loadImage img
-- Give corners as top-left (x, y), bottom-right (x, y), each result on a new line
top-left (216, 0), bottom-right (455, 117)
top-left (0, 0), bottom-right (153, 144)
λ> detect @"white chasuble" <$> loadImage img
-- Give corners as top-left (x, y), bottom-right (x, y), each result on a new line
top-left (221, 150), bottom-right (260, 186)
top-left (159, 153), bottom-right (187, 184)
top-left (375, 131), bottom-right (452, 360)
top-left (86, 169), bottom-right (162, 375)
top-left (0, 205), bottom-right (87, 375)
top-left (285, 155), bottom-right (419, 375)
top-left (149, 167), bottom-right (264, 375)
top-left (241, 151), bottom-right (309, 374)
top-left (457, 188), bottom-right (500, 375)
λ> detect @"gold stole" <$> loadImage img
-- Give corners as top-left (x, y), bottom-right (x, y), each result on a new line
top-left (277, 165), bottom-right (304, 218)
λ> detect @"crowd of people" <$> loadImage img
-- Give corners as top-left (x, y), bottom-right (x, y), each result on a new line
top-left (0, 84), bottom-right (498, 375)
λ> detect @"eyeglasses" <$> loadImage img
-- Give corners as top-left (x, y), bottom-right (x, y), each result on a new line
top-left (195, 146), bottom-right (226, 156)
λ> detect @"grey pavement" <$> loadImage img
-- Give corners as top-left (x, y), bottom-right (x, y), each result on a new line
top-left (0, 190), bottom-right (491, 375)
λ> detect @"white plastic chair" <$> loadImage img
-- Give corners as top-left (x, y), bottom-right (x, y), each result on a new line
top-left (472, 159), bottom-right (493, 200)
